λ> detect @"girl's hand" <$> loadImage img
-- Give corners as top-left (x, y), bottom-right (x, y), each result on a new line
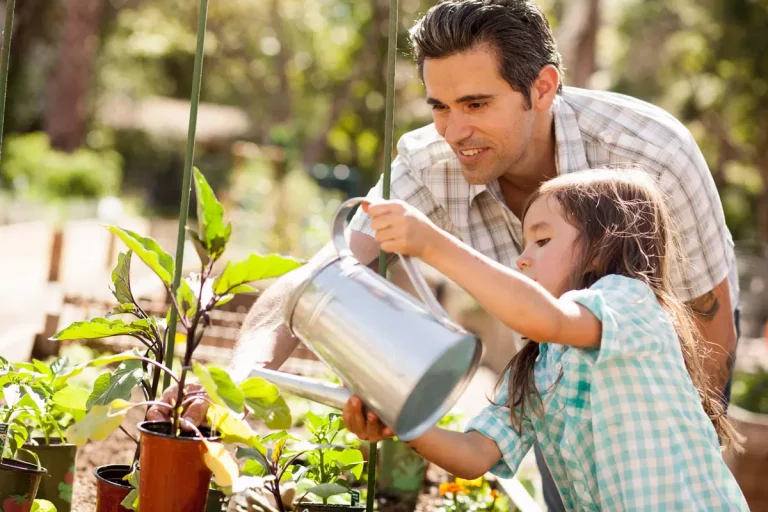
top-left (342, 395), bottom-right (395, 443)
top-left (363, 200), bottom-right (438, 259)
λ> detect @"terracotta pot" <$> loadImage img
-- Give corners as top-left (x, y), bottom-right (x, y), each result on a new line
top-left (94, 465), bottom-right (133, 512)
top-left (138, 421), bottom-right (214, 512)
top-left (21, 437), bottom-right (77, 512)
top-left (0, 457), bottom-right (46, 510)
top-left (724, 405), bottom-right (768, 511)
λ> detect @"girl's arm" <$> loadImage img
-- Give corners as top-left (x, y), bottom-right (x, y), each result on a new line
top-left (423, 229), bottom-right (601, 347)
top-left (342, 396), bottom-right (501, 479)
top-left (406, 428), bottom-right (502, 480)
top-left (363, 200), bottom-right (601, 348)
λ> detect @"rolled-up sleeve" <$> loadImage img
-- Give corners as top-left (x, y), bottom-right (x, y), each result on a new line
top-left (464, 379), bottom-right (534, 479)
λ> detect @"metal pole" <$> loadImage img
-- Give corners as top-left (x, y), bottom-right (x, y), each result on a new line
top-left (163, 0), bottom-right (209, 390)
top-left (0, 0), bottom-right (17, 162)
top-left (369, 0), bottom-right (399, 509)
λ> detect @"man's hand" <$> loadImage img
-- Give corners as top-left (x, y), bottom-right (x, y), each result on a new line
top-left (146, 383), bottom-right (208, 431)
top-left (341, 395), bottom-right (394, 443)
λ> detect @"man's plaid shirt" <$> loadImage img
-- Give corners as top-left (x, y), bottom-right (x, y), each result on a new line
top-left (350, 86), bottom-right (738, 305)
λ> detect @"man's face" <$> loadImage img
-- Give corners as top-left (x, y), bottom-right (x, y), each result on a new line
top-left (423, 45), bottom-right (537, 185)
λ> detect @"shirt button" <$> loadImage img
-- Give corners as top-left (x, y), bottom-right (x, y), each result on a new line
top-left (601, 133), bottom-right (614, 144)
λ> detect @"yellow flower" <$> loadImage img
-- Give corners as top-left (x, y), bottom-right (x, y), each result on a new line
top-left (456, 477), bottom-right (483, 488)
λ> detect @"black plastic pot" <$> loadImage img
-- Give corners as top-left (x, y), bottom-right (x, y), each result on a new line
top-left (94, 464), bottom-right (133, 512)
top-left (0, 457), bottom-right (47, 510)
top-left (294, 504), bottom-right (365, 512)
top-left (205, 486), bottom-right (231, 512)
top-left (21, 437), bottom-right (77, 512)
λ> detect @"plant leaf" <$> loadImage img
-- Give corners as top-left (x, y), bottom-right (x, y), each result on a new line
top-left (240, 377), bottom-right (292, 429)
top-left (31, 359), bottom-right (53, 379)
top-left (32, 499), bottom-right (57, 512)
top-left (52, 385), bottom-right (91, 412)
top-left (213, 254), bottom-right (302, 295)
top-left (193, 363), bottom-right (244, 413)
top-left (52, 349), bottom-right (143, 389)
top-left (107, 303), bottom-right (138, 317)
top-left (186, 227), bottom-right (211, 266)
top-left (86, 360), bottom-right (144, 410)
top-left (203, 439), bottom-right (239, 487)
top-left (66, 399), bottom-right (131, 446)
top-left (307, 483), bottom-right (349, 500)
top-left (236, 445), bottom-right (271, 476)
top-left (107, 226), bottom-right (174, 286)
top-left (111, 251), bottom-right (135, 305)
top-left (193, 167), bottom-right (231, 261)
top-left (50, 318), bottom-right (153, 341)
top-left (206, 403), bottom-right (258, 445)
top-left (334, 449), bottom-right (365, 479)
top-left (176, 278), bottom-right (198, 318)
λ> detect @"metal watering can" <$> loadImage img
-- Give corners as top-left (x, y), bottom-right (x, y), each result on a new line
top-left (249, 198), bottom-right (480, 441)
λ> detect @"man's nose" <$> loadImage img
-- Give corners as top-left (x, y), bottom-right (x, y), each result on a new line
top-left (442, 113), bottom-right (473, 146)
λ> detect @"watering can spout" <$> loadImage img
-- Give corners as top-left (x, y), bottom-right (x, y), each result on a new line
top-left (248, 367), bottom-right (351, 411)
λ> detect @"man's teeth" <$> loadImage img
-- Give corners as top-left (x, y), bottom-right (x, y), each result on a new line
top-left (461, 149), bottom-right (483, 156)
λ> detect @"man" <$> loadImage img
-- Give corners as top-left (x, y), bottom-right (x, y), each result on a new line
top-left (152, 1), bottom-right (739, 510)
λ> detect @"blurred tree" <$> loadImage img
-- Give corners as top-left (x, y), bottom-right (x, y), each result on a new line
top-left (611, 0), bottom-right (768, 241)
top-left (44, 0), bottom-right (105, 152)
top-left (557, 0), bottom-right (600, 87)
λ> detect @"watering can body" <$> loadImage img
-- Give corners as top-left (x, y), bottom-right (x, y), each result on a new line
top-left (251, 198), bottom-right (481, 441)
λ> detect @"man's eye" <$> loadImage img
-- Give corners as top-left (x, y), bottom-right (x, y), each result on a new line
top-left (431, 104), bottom-right (447, 112)
top-left (468, 102), bottom-right (487, 110)
top-left (535, 238), bottom-right (550, 247)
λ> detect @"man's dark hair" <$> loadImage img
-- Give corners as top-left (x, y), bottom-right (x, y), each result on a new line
top-left (409, 0), bottom-right (563, 107)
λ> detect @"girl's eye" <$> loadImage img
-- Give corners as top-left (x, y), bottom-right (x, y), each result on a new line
top-left (535, 238), bottom-right (551, 247)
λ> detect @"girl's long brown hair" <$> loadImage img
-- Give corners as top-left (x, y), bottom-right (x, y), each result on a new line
top-left (498, 167), bottom-right (742, 449)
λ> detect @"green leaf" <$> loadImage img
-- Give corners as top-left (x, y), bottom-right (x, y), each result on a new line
top-left (213, 254), bottom-right (302, 295)
top-left (193, 363), bottom-right (244, 413)
top-left (52, 349), bottom-right (143, 389)
top-left (52, 385), bottom-right (91, 411)
top-left (236, 446), bottom-right (271, 476)
top-left (240, 377), bottom-right (292, 429)
top-left (32, 499), bottom-right (57, 512)
top-left (66, 399), bottom-right (131, 446)
top-left (3, 384), bottom-right (22, 406)
top-left (334, 449), bottom-right (365, 479)
top-left (176, 278), bottom-right (198, 318)
top-left (32, 359), bottom-right (53, 379)
top-left (107, 303), bottom-right (138, 317)
top-left (186, 227), bottom-right (210, 266)
top-left (107, 226), bottom-right (174, 286)
top-left (86, 360), bottom-right (144, 410)
top-left (50, 318), bottom-right (153, 341)
top-left (206, 403), bottom-right (258, 445)
top-left (111, 251), bottom-right (135, 305)
top-left (307, 483), bottom-right (349, 499)
top-left (193, 167), bottom-right (231, 261)
top-left (121, 489), bottom-right (140, 512)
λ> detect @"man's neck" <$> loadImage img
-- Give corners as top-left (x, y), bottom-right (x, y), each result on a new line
top-left (498, 112), bottom-right (557, 218)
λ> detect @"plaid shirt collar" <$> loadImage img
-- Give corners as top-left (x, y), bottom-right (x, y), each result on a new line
top-left (468, 95), bottom-right (590, 207)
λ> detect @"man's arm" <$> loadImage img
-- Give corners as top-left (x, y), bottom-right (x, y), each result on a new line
top-left (686, 277), bottom-right (737, 395)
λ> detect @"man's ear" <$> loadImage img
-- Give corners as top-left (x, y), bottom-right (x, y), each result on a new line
top-left (531, 65), bottom-right (560, 111)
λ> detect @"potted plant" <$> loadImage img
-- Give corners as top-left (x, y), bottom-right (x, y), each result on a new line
top-left (724, 367), bottom-right (768, 510)
top-left (0, 355), bottom-right (89, 511)
top-left (237, 412), bottom-right (365, 512)
top-left (49, 168), bottom-right (301, 512)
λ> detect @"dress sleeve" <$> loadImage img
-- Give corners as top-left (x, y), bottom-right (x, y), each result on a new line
top-left (464, 374), bottom-right (535, 479)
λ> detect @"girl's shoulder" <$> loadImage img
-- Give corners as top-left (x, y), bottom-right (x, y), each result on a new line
top-left (562, 274), bottom-right (677, 356)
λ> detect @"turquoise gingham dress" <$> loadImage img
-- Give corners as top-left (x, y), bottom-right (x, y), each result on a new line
top-left (466, 275), bottom-right (748, 511)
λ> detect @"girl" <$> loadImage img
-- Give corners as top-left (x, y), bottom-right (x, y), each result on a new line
top-left (343, 169), bottom-right (748, 510)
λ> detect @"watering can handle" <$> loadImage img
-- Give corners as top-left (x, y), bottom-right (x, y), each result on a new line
top-left (331, 197), bottom-right (453, 325)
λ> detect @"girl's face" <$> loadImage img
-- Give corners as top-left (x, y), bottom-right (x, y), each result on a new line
top-left (518, 195), bottom-right (583, 297)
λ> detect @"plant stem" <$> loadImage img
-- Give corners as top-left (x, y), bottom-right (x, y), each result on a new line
top-left (164, 0), bottom-right (210, 391)
top-left (120, 426), bottom-right (139, 446)
top-left (0, 0), bottom-right (16, 159)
